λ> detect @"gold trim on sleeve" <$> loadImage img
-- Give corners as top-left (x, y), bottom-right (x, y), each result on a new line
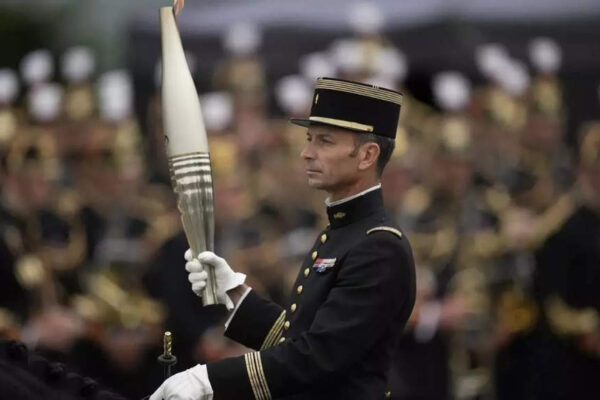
top-left (245, 353), bottom-right (264, 400)
top-left (251, 353), bottom-right (269, 400)
top-left (545, 296), bottom-right (599, 336)
top-left (254, 352), bottom-right (272, 400)
top-left (309, 116), bottom-right (374, 132)
top-left (273, 325), bottom-right (285, 346)
top-left (366, 226), bottom-right (403, 239)
top-left (245, 352), bottom-right (272, 400)
top-left (261, 310), bottom-right (286, 350)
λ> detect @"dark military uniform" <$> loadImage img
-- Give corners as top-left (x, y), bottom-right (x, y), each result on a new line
top-left (206, 188), bottom-right (416, 399)
top-left (0, 204), bottom-right (30, 322)
top-left (0, 339), bottom-right (128, 400)
top-left (524, 205), bottom-right (600, 400)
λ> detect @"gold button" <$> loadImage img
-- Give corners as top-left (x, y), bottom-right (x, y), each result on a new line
top-left (304, 268), bottom-right (310, 277)
top-left (290, 303), bottom-right (297, 312)
top-left (284, 321), bottom-right (290, 330)
top-left (384, 391), bottom-right (391, 398)
top-left (312, 251), bottom-right (317, 260)
top-left (321, 234), bottom-right (327, 243)
top-left (297, 285), bottom-right (303, 294)
top-left (279, 337), bottom-right (286, 344)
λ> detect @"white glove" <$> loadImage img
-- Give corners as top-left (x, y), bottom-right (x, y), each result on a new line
top-left (185, 249), bottom-right (246, 310)
top-left (149, 364), bottom-right (212, 400)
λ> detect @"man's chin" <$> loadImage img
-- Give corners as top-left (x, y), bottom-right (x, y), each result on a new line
top-left (306, 178), bottom-right (327, 190)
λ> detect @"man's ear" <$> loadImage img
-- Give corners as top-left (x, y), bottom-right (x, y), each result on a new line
top-left (357, 142), bottom-right (380, 171)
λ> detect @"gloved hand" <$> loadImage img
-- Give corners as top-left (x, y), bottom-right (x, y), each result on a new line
top-left (149, 364), bottom-right (212, 400)
top-left (185, 250), bottom-right (246, 310)
top-left (173, 0), bottom-right (184, 15)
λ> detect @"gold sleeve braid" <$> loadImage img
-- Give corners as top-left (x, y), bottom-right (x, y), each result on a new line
top-left (260, 310), bottom-right (286, 350)
top-left (545, 296), bottom-right (599, 336)
top-left (245, 352), bottom-right (272, 400)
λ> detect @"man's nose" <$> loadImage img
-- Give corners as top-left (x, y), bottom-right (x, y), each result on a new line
top-left (301, 143), bottom-right (315, 160)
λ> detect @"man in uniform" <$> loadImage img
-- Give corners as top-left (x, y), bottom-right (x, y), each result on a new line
top-left (520, 123), bottom-right (600, 400)
top-left (151, 77), bottom-right (416, 400)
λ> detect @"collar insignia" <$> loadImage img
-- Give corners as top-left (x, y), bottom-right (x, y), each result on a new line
top-left (333, 212), bottom-right (346, 219)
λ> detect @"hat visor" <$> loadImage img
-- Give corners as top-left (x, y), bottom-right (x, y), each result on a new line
top-left (289, 117), bottom-right (311, 128)
top-left (289, 117), bottom-right (370, 133)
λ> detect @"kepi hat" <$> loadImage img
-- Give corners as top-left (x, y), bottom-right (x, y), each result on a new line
top-left (290, 77), bottom-right (402, 139)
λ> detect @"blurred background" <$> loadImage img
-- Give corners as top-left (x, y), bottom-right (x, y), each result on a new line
top-left (1, 0), bottom-right (600, 399)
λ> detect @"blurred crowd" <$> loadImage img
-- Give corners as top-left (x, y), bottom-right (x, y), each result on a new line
top-left (1, 3), bottom-right (600, 400)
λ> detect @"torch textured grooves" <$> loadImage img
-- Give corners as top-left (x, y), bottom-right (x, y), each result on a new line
top-left (168, 151), bottom-right (218, 305)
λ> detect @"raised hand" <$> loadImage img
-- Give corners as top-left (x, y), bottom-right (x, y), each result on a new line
top-left (173, 0), bottom-right (185, 16)
top-left (184, 249), bottom-right (246, 309)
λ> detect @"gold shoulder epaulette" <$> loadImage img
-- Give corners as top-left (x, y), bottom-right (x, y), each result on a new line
top-left (366, 226), bottom-right (403, 239)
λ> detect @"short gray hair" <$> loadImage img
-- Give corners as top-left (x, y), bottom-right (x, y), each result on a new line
top-left (351, 133), bottom-right (395, 177)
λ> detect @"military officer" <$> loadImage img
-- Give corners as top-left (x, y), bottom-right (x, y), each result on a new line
top-left (520, 123), bottom-right (600, 400)
top-left (150, 77), bottom-right (416, 400)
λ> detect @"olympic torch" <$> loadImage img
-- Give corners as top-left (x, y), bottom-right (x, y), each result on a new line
top-left (160, 7), bottom-right (218, 305)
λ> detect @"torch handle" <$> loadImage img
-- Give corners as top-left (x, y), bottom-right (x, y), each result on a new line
top-left (169, 152), bottom-right (219, 306)
top-left (202, 263), bottom-right (219, 305)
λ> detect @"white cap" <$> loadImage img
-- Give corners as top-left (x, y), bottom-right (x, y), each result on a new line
top-left (529, 37), bottom-right (562, 74)
top-left (0, 69), bottom-right (19, 104)
top-left (223, 22), bottom-right (262, 56)
top-left (348, 2), bottom-right (385, 35)
top-left (329, 39), bottom-right (363, 75)
top-left (433, 71), bottom-right (471, 111)
top-left (27, 83), bottom-right (63, 122)
top-left (200, 92), bottom-right (233, 131)
top-left (97, 70), bottom-right (133, 122)
top-left (61, 46), bottom-right (95, 83)
top-left (475, 43), bottom-right (509, 80)
top-left (20, 49), bottom-right (54, 86)
top-left (154, 51), bottom-right (197, 88)
top-left (374, 47), bottom-right (408, 83)
top-left (497, 59), bottom-right (530, 97)
top-left (275, 75), bottom-right (312, 116)
top-left (299, 52), bottom-right (336, 82)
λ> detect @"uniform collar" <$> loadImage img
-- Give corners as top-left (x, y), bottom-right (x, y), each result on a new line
top-left (325, 184), bottom-right (382, 207)
top-left (326, 185), bottom-right (385, 229)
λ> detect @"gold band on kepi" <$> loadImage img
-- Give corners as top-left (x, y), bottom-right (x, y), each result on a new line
top-left (309, 117), bottom-right (374, 133)
top-left (290, 77), bottom-right (402, 139)
top-left (315, 79), bottom-right (403, 105)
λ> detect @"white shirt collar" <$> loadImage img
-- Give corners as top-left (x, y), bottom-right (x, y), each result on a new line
top-left (326, 184), bottom-right (382, 207)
